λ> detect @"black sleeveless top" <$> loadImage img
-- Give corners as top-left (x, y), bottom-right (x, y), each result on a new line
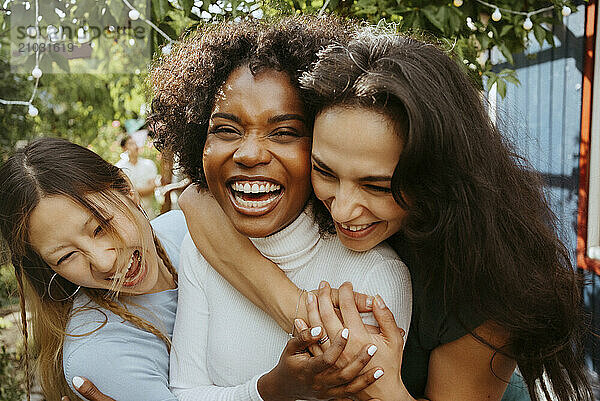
top-left (390, 237), bottom-right (529, 400)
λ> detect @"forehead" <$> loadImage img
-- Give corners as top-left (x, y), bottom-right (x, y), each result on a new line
top-left (312, 106), bottom-right (402, 175)
top-left (212, 66), bottom-right (304, 119)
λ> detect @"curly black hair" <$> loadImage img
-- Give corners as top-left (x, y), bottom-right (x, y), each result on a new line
top-left (148, 16), bottom-right (352, 189)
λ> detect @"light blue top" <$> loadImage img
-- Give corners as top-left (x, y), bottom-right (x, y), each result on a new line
top-left (63, 210), bottom-right (187, 401)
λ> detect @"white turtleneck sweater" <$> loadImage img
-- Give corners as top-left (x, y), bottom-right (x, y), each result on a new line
top-left (169, 210), bottom-right (412, 401)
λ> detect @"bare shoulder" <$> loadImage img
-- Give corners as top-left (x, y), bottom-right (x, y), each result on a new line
top-left (425, 321), bottom-right (517, 401)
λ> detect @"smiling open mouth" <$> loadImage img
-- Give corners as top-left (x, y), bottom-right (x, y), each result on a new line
top-left (227, 180), bottom-right (284, 216)
top-left (336, 221), bottom-right (379, 239)
top-left (107, 249), bottom-right (147, 288)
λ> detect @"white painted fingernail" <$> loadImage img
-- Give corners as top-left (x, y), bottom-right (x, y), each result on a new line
top-left (310, 326), bottom-right (322, 337)
top-left (367, 344), bottom-right (377, 356)
top-left (306, 292), bottom-right (315, 304)
top-left (72, 376), bottom-right (84, 389)
top-left (341, 328), bottom-right (349, 339)
top-left (366, 296), bottom-right (373, 308)
top-left (374, 369), bottom-right (384, 379)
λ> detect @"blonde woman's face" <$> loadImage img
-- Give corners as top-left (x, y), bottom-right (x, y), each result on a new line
top-left (28, 193), bottom-right (165, 295)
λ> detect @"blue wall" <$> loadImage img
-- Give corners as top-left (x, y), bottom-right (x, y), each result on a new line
top-left (492, 4), bottom-right (600, 373)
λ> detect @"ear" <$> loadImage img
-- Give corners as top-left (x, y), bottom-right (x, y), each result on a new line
top-left (127, 188), bottom-right (141, 206)
top-left (120, 171), bottom-right (142, 205)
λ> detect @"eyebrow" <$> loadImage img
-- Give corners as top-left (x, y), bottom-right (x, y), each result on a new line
top-left (46, 214), bottom-right (95, 258)
top-left (210, 113), bottom-right (306, 125)
top-left (267, 114), bottom-right (306, 124)
top-left (311, 155), bottom-right (392, 183)
top-left (211, 112), bottom-right (241, 124)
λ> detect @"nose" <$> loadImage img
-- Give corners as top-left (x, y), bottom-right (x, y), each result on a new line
top-left (329, 183), bottom-right (363, 223)
top-left (232, 134), bottom-right (271, 167)
top-left (89, 245), bottom-right (117, 274)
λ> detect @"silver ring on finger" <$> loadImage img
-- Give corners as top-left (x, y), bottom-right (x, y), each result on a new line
top-left (317, 334), bottom-right (329, 345)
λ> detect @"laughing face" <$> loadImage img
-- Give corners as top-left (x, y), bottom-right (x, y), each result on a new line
top-left (311, 106), bottom-right (407, 251)
top-left (28, 193), bottom-right (171, 295)
top-left (203, 66), bottom-right (312, 238)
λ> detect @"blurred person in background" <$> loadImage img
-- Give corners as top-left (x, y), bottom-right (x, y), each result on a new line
top-left (116, 134), bottom-right (158, 219)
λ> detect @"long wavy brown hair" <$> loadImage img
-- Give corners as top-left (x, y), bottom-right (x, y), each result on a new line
top-left (0, 137), bottom-right (177, 401)
top-left (300, 30), bottom-right (592, 400)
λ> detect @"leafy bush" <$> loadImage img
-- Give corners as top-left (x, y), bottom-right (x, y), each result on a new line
top-left (0, 265), bottom-right (18, 310)
top-left (0, 342), bottom-right (25, 401)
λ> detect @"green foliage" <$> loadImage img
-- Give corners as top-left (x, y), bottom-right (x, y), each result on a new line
top-left (263, 0), bottom-right (575, 95)
top-left (0, 342), bottom-right (24, 401)
top-left (0, 0), bottom-right (580, 154)
top-left (0, 265), bottom-right (18, 310)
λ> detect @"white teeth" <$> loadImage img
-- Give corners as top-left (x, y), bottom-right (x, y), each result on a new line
top-left (340, 223), bottom-right (373, 232)
top-left (230, 181), bottom-right (281, 194)
top-left (107, 252), bottom-right (136, 280)
top-left (234, 193), bottom-right (278, 208)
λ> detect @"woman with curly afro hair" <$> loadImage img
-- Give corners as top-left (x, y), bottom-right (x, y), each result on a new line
top-left (175, 24), bottom-right (594, 401)
top-left (145, 16), bottom-right (413, 401)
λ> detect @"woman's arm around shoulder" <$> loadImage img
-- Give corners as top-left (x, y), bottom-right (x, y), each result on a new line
top-left (178, 186), bottom-right (373, 332)
top-left (360, 257), bottom-right (412, 334)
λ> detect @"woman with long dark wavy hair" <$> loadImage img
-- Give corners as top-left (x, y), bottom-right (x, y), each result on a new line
top-left (177, 28), bottom-right (593, 400)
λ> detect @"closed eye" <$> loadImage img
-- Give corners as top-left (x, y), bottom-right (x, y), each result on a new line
top-left (269, 130), bottom-right (302, 142)
top-left (208, 126), bottom-right (241, 140)
top-left (93, 225), bottom-right (103, 236)
top-left (57, 251), bottom-right (75, 266)
top-left (312, 164), bottom-right (335, 178)
top-left (365, 185), bottom-right (392, 193)
top-left (93, 217), bottom-right (112, 237)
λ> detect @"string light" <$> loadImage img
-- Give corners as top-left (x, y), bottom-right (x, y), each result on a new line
top-left (1, 0), bottom-right (177, 116)
top-left (128, 8), bottom-right (140, 21)
top-left (31, 66), bottom-right (42, 79)
top-left (28, 104), bottom-right (38, 116)
top-left (466, 17), bottom-right (477, 31)
top-left (0, 0), bottom-right (41, 113)
top-left (453, 0), bottom-right (464, 7)
top-left (474, 0), bottom-right (557, 18)
top-left (462, 1), bottom-right (573, 34)
top-left (492, 8), bottom-right (502, 21)
top-left (523, 15), bottom-right (533, 30)
top-left (121, 0), bottom-right (175, 44)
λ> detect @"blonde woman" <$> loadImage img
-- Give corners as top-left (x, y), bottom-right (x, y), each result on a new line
top-left (0, 137), bottom-right (184, 401)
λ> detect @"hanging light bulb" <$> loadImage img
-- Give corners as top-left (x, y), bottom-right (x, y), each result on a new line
top-left (128, 9), bottom-right (140, 20)
top-left (466, 17), bottom-right (477, 31)
top-left (561, 5), bottom-right (572, 17)
top-left (31, 66), bottom-right (42, 79)
top-left (492, 8), bottom-right (502, 21)
top-left (28, 104), bottom-right (39, 117)
top-left (453, 0), bottom-right (463, 7)
top-left (488, 31), bottom-right (494, 38)
top-left (523, 15), bottom-right (533, 30)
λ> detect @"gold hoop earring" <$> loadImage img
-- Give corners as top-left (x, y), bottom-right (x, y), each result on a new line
top-left (47, 273), bottom-right (81, 302)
